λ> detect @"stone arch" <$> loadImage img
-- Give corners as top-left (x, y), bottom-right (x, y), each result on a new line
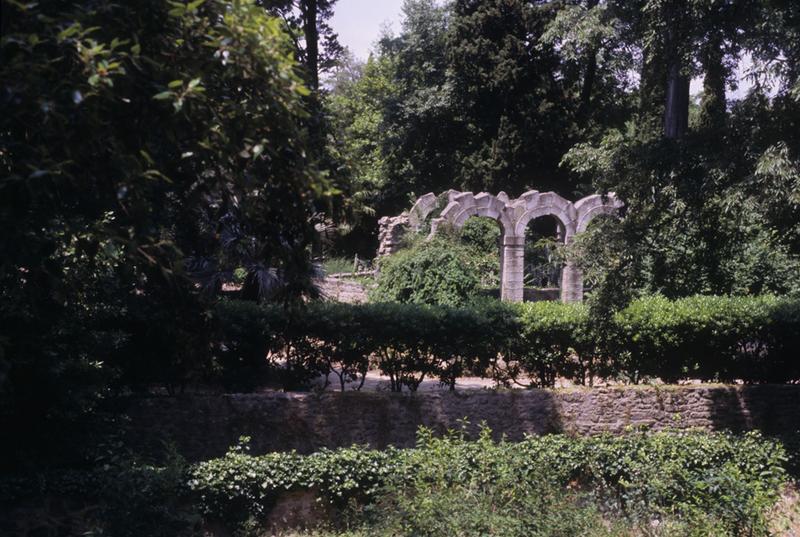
top-left (574, 193), bottom-right (623, 233)
top-left (378, 189), bottom-right (623, 304)
top-left (511, 191), bottom-right (577, 239)
top-left (429, 191), bottom-right (515, 300)
top-left (407, 192), bottom-right (438, 230)
top-left (432, 191), bottom-right (514, 238)
top-left (504, 191), bottom-right (577, 303)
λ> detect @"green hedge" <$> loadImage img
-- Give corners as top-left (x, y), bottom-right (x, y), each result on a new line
top-left (211, 295), bottom-right (800, 390)
top-left (189, 428), bottom-right (789, 536)
top-left (514, 302), bottom-right (597, 386)
top-left (613, 295), bottom-right (800, 384)
top-left (213, 300), bottom-right (515, 391)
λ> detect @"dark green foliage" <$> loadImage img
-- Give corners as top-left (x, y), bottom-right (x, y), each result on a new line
top-left (0, 0), bottom-right (324, 469)
top-left (527, 295), bottom-right (800, 385)
top-left (361, 303), bottom-right (441, 391)
top-left (209, 299), bottom-right (284, 392)
top-left (459, 216), bottom-right (502, 253)
top-left (213, 299), bottom-right (515, 392)
top-left (377, 0), bottom-right (459, 208)
top-left (325, 0), bottom-right (800, 302)
top-left (3, 427), bottom-right (789, 536)
top-left (189, 427), bottom-right (789, 536)
top-left (190, 437), bottom-right (402, 526)
top-left (3, 427), bottom-right (788, 535)
top-left (613, 295), bottom-right (800, 384)
top-left (371, 220), bottom-right (503, 305)
top-left (514, 302), bottom-right (598, 387)
top-left (559, 0), bottom-right (800, 306)
top-left (446, 0), bottom-right (577, 194)
top-left (0, 443), bottom-right (199, 537)
top-left (326, 53), bottom-right (397, 245)
top-left (298, 302), bottom-right (373, 391)
top-left (91, 449), bottom-right (198, 537)
top-left (213, 295), bottom-right (800, 391)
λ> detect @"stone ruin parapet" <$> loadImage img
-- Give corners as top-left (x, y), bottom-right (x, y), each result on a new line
top-left (377, 190), bottom-right (624, 303)
top-left (377, 213), bottom-right (410, 257)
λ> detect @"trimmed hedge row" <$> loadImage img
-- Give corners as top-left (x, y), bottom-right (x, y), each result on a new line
top-left (615, 295), bottom-right (800, 383)
top-left (189, 428), bottom-right (789, 535)
top-left (211, 295), bottom-right (800, 390)
top-left (212, 300), bottom-right (517, 391)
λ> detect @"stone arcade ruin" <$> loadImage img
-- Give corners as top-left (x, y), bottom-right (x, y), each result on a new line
top-left (378, 190), bottom-right (623, 303)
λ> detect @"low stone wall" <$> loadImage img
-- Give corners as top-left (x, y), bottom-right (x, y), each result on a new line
top-left (124, 385), bottom-right (800, 461)
top-left (318, 275), bottom-right (370, 303)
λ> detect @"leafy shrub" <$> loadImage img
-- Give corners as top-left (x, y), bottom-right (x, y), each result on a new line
top-left (459, 216), bottom-right (502, 253)
top-left (371, 237), bottom-right (487, 306)
top-left (189, 436), bottom-right (403, 529)
top-left (189, 427), bottom-right (789, 536)
top-left (7, 428), bottom-right (788, 536)
top-left (1, 0), bottom-right (323, 468)
top-left (211, 300), bottom-right (324, 391)
top-left (360, 302), bottom-right (440, 391)
top-left (299, 302), bottom-right (375, 391)
top-left (761, 298), bottom-right (800, 382)
top-left (576, 429), bottom-right (787, 535)
top-left (326, 301), bottom-right (515, 392)
top-left (92, 449), bottom-right (198, 537)
top-left (213, 300), bottom-right (521, 392)
top-left (379, 428), bottom-right (610, 537)
top-left (1, 446), bottom-right (199, 537)
top-left (210, 300), bottom-right (282, 391)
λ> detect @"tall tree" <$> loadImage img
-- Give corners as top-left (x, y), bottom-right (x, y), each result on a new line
top-left (380, 0), bottom-right (461, 208)
top-left (662, 0), bottom-right (691, 138)
top-left (327, 52), bottom-right (398, 253)
top-left (258, 0), bottom-right (345, 92)
top-left (563, 0), bottom-right (800, 307)
top-left (541, 0), bottom-right (637, 132)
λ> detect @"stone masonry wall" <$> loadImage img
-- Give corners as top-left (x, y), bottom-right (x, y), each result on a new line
top-left (319, 275), bottom-right (370, 303)
top-left (123, 385), bottom-right (800, 461)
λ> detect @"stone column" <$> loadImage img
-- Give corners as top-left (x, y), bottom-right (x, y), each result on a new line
top-left (501, 235), bottom-right (524, 302)
top-left (498, 235), bottom-right (505, 292)
top-left (559, 232), bottom-right (583, 303)
top-left (560, 262), bottom-right (583, 303)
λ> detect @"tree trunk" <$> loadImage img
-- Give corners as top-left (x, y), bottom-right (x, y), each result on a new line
top-left (663, 0), bottom-right (690, 139)
top-left (301, 0), bottom-right (319, 92)
top-left (698, 31), bottom-right (727, 134)
top-left (579, 50), bottom-right (597, 114)
top-left (639, 36), bottom-right (666, 135)
top-left (578, 0), bottom-right (599, 117)
top-left (664, 62), bottom-right (690, 138)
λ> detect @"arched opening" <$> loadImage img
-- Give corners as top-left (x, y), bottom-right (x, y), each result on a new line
top-left (523, 215), bottom-right (565, 302)
top-left (458, 216), bottom-right (503, 293)
top-left (570, 213), bottom-right (619, 297)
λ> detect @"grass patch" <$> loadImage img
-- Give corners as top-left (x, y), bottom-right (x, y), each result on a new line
top-left (322, 256), bottom-right (359, 275)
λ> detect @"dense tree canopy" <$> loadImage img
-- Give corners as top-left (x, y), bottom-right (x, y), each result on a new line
top-left (0, 0), bottom-right (326, 466)
top-left (326, 0), bottom-right (800, 303)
